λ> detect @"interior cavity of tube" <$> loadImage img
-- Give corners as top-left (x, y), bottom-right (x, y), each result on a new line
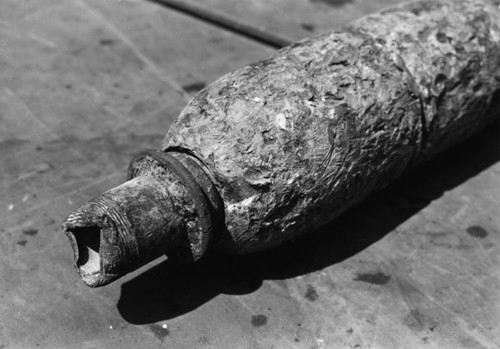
top-left (66, 226), bottom-right (102, 284)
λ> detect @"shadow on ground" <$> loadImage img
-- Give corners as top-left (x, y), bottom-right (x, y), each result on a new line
top-left (117, 120), bottom-right (500, 324)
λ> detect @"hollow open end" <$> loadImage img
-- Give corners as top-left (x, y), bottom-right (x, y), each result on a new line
top-left (62, 157), bottom-right (220, 287)
top-left (65, 226), bottom-right (103, 286)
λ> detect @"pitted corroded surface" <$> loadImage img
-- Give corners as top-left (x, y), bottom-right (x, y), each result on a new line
top-left (164, 0), bottom-right (500, 253)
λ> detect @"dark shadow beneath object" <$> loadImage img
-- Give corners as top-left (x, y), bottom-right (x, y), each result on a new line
top-left (118, 120), bottom-right (500, 324)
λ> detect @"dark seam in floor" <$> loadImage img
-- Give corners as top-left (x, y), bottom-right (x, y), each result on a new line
top-left (147, 0), bottom-right (293, 49)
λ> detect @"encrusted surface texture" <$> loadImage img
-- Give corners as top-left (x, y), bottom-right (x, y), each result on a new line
top-left (164, 0), bottom-right (500, 252)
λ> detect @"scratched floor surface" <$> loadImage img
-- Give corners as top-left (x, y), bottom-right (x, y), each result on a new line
top-left (0, 0), bottom-right (499, 348)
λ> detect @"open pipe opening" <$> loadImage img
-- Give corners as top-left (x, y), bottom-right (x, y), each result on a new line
top-left (67, 226), bottom-right (102, 281)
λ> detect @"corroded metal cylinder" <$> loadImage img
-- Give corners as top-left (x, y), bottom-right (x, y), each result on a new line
top-left (164, 0), bottom-right (500, 252)
top-left (64, 0), bottom-right (500, 286)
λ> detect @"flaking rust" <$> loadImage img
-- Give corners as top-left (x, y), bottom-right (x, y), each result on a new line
top-left (64, 0), bottom-right (500, 287)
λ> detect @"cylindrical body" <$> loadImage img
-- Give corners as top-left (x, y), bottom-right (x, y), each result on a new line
top-left (163, 0), bottom-right (500, 253)
top-left (64, 0), bottom-right (500, 287)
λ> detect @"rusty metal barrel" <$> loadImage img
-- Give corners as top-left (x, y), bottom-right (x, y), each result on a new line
top-left (64, 0), bottom-right (500, 286)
